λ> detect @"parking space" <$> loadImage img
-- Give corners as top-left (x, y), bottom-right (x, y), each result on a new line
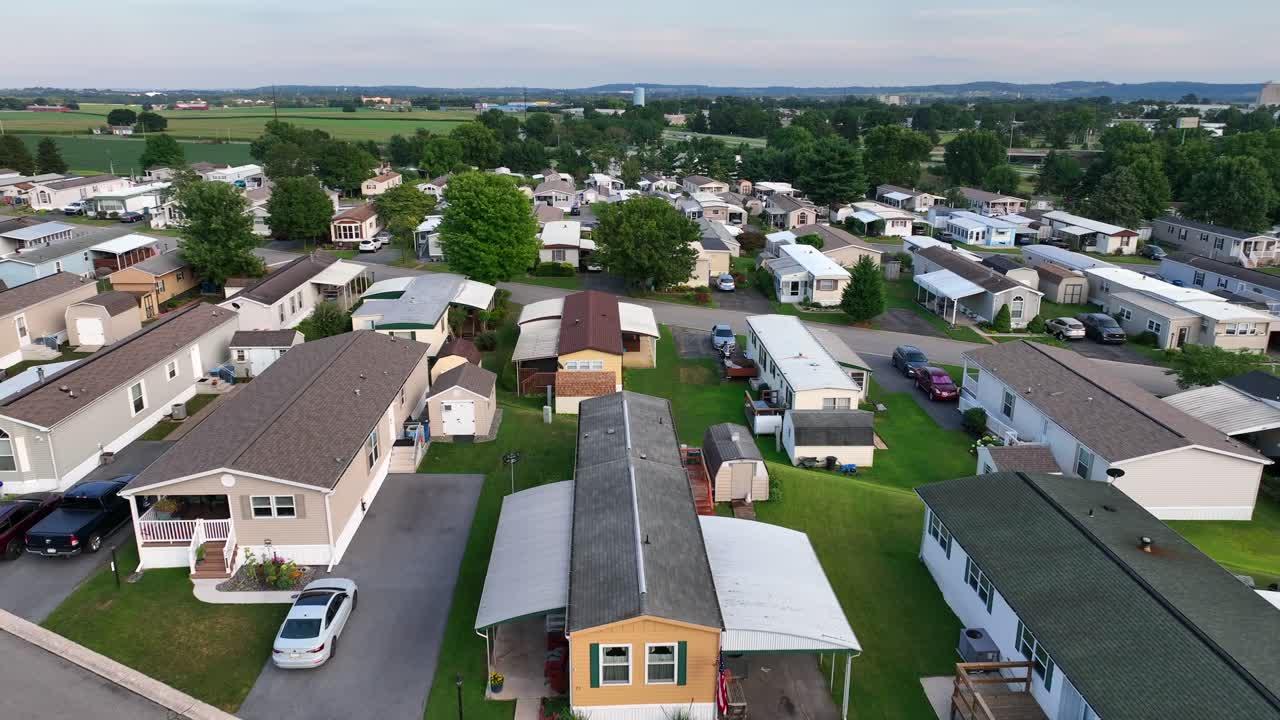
top-left (862, 354), bottom-right (964, 431)
top-left (1068, 338), bottom-right (1158, 366)
top-left (713, 286), bottom-right (773, 313)
top-left (239, 473), bottom-right (483, 720)
top-left (672, 326), bottom-right (718, 359)
top-left (0, 441), bottom-right (172, 622)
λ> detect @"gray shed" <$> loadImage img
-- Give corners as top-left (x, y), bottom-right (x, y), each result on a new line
top-left (702, 423), bottom-right (768, 502)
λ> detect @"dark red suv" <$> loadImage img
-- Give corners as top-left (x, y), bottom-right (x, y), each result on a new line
top-left (0, 492), bottom-right (60, 560)
top-left (915, 366), bottom-right (959, 401)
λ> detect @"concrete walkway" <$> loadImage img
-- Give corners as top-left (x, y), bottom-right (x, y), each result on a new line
top-left (191, 578), bottom-right (295, 604)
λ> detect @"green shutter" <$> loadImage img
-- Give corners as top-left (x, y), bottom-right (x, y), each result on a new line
top-left (677, 641), bottom-right (688, 686)
top-left (589, 643), bottom-right (600, 688)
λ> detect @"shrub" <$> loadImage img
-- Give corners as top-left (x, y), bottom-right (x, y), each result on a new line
top-left (796, 233), bottom-right (824, 250)
top-left (962, 407), bottom-right (988, 437)
top-left (1027, 315), bottom-right (1045, 333)
top-left (992, 304), bottom-right (1012, 333)
top-left (737, 230), bottom-right (766, 254)
top-left (1134, 330), bottom-right (1159, 347)
top-left (693, 289), bottom-right (712, 305)
top-left (474, 331), bottom-right (497, 351)
top-left (753, 267), bottom-right (776, 299)
top-left (532, 261), bottom-right (575, 277)
top-left (892, 251), bottom-right (913, 271)
top-left (971, 434), bottom-right (1005, 456)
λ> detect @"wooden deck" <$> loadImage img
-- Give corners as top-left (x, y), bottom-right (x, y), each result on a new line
top-left (681, 447), bottom-right (714, 515)
top-left (951, 662), bottom-right (1047, 720)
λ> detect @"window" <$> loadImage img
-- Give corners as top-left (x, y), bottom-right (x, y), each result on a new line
top-left (1214, 237), bottom-right (1225, 251)
top-left (965, 557), bottom-right (994, 613)
top-left (1009, 295), bottom-right (1025, 320)
top-left (289, 295), bottom-right (296, 314)
top-left (1146, 319), bottom-right (1162, 334)
top-left (278, 304), bottom-right (285, 323)
top-left (817, 279), bottom-right (837, 291)
top-left (235, 349), bottom-right (247, 362)
top-left (1192, 271), bottom-right (1205, 287)
top-left (250, 495), bottom-right (296, 518)
top-left (1116, 307), bottom-right (1132, 321)
top-left (1216, 277), bottom-right (1229, 289)
top-left (366, 429), bottom-right (380, 469)
top-left (927, 510), bottom-right (952, 557)
top-left (1016, 621), bottom-right (1055, 690)
top-left (54, 260), bottom-right (63, 272)
top-left (822, 397), bottom-right (852, 410)
top-left (1225, 323), bottom-right (1239, 336)
top-left (601, 645), bottom-right (631, 685)
top-left (0, 430), bottom-right (15, 472)
top-left (1074, 445), bottom-right (1094, 479)
top-left (1001, 389), bottom-right (1016, 419)
top-left (176, 270), bottom-right (184, 281)
top-left (155, 279), bottom-right (165, 293)
top-left (564, 359), bottom-right (605, 371)
top-left (400, 387), bottom-right (406, 406)
top-left (551, 249), bottom-right (567, 262)
top-left (646, 644), bottom-right (677, 684)
top-left (129, 381), bottom-right (146, 415)
top-left (165, 360), bottom-right (178, 380)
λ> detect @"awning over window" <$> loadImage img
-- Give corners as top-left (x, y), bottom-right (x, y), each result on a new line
top-left (475, 481), bottom-right (573, 630)
top-left (914, 269), bottom-right (985, 300)
top-left (454, 280), bottom-right (497, 310)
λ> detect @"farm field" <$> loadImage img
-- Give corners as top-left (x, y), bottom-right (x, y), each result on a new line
top-left (16, 135), bottom-right (253, 174)
top-left (0, 103), bottom-right (475, 142)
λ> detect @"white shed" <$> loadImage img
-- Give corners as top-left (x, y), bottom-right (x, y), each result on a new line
top-left (229, 329), bottom-right (303, 378)
top-left (702, 423), bottom-right (768, 502)
top-left (781, 409), bottom-right (876, 468)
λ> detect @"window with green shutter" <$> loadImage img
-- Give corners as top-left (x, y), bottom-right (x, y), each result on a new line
top-left (677, 640), bottom-right (688, 686)
top-left (589, 643), bottom-right (600, 688)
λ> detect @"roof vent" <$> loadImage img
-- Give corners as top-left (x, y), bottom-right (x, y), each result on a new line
top-left (640, 452), bottom-right (647, 459)
top-left (354, 388), bottom-right (361, 396)
top-left (359, 372), bottom-right (367, 379)
top-left (730, 431), bottom-right (740, 442)
top-left (68, 390), bottom-right (76, 398)
top-left (59, 384), bottom-right (69, 392)
top-left (1139, 536), bottom-right (1154, 553)
top-left (606, 428), bottom-right (615, 435)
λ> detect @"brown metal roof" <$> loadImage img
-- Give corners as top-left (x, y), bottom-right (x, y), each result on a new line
top-left (428, 362), bottom-right (495, 399)
top-left (557, 291), bottom-right (622, 355)
top-left (0, 272), bottom-right (93, 319)
top-left (1035, 263), bottom-right (1082, 282)
top-left (227, 253), bottom-right (336, 306)
top-left (439, 336), bottom-right (481, 364)
top-left (124, 331), bottom-right (428, 492)
top-left (0, 302), bottom-right (237, 428)
top-left (555, 370), bottom-right (616, 398)
top-left (918, 246), bottom-right (1025, 294)
top-left (78, 290), bottom-right (138, 316)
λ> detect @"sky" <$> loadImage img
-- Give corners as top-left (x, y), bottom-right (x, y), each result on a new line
top-left (9, 0), bottom-right (1280, 89)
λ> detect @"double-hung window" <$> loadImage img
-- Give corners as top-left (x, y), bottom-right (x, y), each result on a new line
top-left (1192, 271), bottom-right (1206, 287)
top-left (927, 510), bottom-right (952, 558)
top-left (817, 279), bottom-right (836, 292)
top-left (1146, 319), bottom-right (1162, 334)
top-left (1074, 445), bottom-right (1094, 479)
top-left (822, 397), bottom-right (852, 410)
top-left (1001, 389), bottom-right (1016, 420)
top-left (250, 495), bottom-right (296, 518)
top-left (129, 381), bottom-right (146, 415)
top-left (166, 359), bottom-right (179, 380)
top-left (0, 430), bottom-right (15, 471)
top-left (366, 429), bottom-right (380, 469)
top-left (646, 644), bottom-right (677, 684)
top-left (1016, 621), bottom-right (1055, 690)
top-left (565, 359), bottom-right (605, 371)
top-left (600, 645), bottom-right (630, 685)
top-left (552, 249), bottom-right (567, 262)
top-left (965, 557), bottom-right (994, 612)
top-left (1009, 296), bottom-right (1025, 321)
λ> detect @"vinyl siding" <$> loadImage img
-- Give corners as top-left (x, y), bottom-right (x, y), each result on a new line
top-left (0, 282), bottom-right (97, 361)
top-left (0, 419), bottom-right (56, 485)
top-left (823, 245), bottom-right (881, 269)
top-left (711, 459), bottom-right (768, 502)
top-left (622, 335), bottom-right (657, 369)
top-left (136, 471), bottom-right (329, 547)
top-left (570, 617), bottom-right (720, 709)
top-left (559, 349), bottom-right (623, 390)
top-left (427, 385), bottom-right (496, 438)
top-left (65, 304), bottom-right (141, 345)
top-left (791, 387), bottom-right (865, 412)
top-left (1115, 448), bottom-right (1264, 520)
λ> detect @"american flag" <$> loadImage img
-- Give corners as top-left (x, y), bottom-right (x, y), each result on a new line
top-left (716, 653), bottom-right (729, 714)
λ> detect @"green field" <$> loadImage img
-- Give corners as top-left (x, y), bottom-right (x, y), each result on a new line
top-left (0, 103), bottom-right (475, 142)
top-left (16, 135), bottom-right (253, 175)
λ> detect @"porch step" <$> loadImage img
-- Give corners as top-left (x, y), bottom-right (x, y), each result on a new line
top-left (190, 541), bottom-right (231, 579)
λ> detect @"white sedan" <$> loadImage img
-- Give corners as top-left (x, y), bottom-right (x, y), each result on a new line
top-left (271, 578), bottom-right (358, 669)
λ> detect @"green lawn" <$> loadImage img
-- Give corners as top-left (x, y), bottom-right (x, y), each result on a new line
top-left (16, 134), bottom-right (253, 175)
top-left (770, 301), bottom-right (852, 326)
top-left (137, 394), bottom-right (220, 441)
top-left (951, 241), bottom-right (1022, 255)
top-left (511, 273), bottom-right (583, 290)
top-left (881, 279), bottom-right (990, 344)
top-left (42, 542), bottom-right (286, 712)
top-left (1037, 299), bottom-right (1096, 319)
top-left (1170, 494), bottom-right (1280, 586)
top-left (3, 348), bottom-right (94, 375)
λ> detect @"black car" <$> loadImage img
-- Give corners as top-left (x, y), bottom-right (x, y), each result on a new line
top-left (892, 345), bottom-right (930, 376)
top-left (119, 211), bottom-right (145, 223)
top-left (25, 475), bottom-right (135, 557)
top-left (1076, 313), bottom-right (1127, 344)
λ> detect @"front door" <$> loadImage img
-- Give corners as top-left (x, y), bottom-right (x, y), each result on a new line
top-left (76, 318), bottom-right (105, 346)
top-left (441, 401), bottom-right (476, 436)
top-left (730, 462), bottom-right (754, 500)
top-left (1176, 326), bottom-right (1189, 348)
top-left (142, 294), bottom-right (156, 319)
top-left (13, 314), bottom-right (28, 346)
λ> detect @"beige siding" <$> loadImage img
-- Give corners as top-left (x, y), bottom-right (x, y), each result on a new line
top-left (791, 388), bottom-right (864, 411)
top-left (789, 444), bottom-right (875, 467)
top-left (0, 283), bottom-right (98, 361)
top-left (427, 385), bottom-right (496, 438)
top-left (139, 471), bottom-right (330, 547)
top-left (570, 617), bottom-right (720, 708)
top-left (1115, 448), bottom-right (1264, 520)
top-left (809, 278), bottom-right (849, 307)
top-left (824, 245), bottom-right (881, 269)
top-left (1205, 321), bottom-right (1271, 353)
top-left (711, 459), bottom-right (769, 502)
top-left (65, 304), bottom-right (142, 345)
top-left (0, 419), bottom-right (56, 485)
top-left (622, 335), bottom-right (657, 369)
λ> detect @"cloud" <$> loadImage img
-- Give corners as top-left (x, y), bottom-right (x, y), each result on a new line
top-left (911, 7), bottom-right (1044, 19)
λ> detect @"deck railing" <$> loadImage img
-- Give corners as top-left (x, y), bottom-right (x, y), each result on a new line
top-left (222, 522), bottom-right (237, 575)
top-left (137, 515), bottom-right (231, 544)
top-left (951, 661), bottom-right (1036, 720)
top-left (187, 520), bottom-right (207, 576)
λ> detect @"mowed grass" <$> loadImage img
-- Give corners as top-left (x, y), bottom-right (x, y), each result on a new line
top-left (42, 541), bottom-right (286, 712)
top-left (18, 135), bottom-right (252, 174)
top-left (1170, 494), bottom-right (1280, 586)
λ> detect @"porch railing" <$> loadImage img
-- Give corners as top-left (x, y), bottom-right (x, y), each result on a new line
top-left (138, 516), bottom-right (231, 544)
top-left (222, 522), bottom-right (238, 575)
top-left (187, 520), bottom-right (207, 576)
top-left (951, 661), bottom-right (1038, 720)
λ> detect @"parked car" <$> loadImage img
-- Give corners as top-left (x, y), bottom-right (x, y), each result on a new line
top-left (1141, 244), bottom-right (1168, 260)
top-left (272, 579), bottom-right (359, 669)
top-left (716, 273), bottom-right (736, 292)
top-left (24, 476), bottom-right (134, 557)
top-left (373, 230), bottom-right (392, 248)
top-left (1076, 313), bottom-right (1127, 344)
top-left (584, 261), bottom-right (604, 273)
top-left (711, 324), bottom-right (736, 352)
top-left (357, 238), bottom-right (378, 253)
top-left (119, 211), bottom-right (145, 223)
top-left (1044, 317), bottom-right (1086, 341)
top-left (62, 201), bottom-right (86, 216)
top-left (915, 366), bottom-right (959, 401)
top-left (891, 345), bottom-right (930, 377)
top-left (0, 492), bottom-right (60, 560)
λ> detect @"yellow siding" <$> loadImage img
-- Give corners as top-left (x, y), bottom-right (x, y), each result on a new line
top-left (622, 336), bottom-right (657, 369)
top-left (791, 388), bottom-right (864, 411)
top-left (570, 617), bottom-right (720, 708)
top-left (559, 349), bottom-right (623, 389)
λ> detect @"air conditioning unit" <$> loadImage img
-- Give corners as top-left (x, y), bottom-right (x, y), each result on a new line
top-left (957, 628), bottom-right (1000, 663)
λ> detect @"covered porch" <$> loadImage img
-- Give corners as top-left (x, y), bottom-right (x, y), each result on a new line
top-left (914, 270), bottom-right (985, 325)
top-left (128, 493), bottom-right (238, 579)
top-left (311, 261), bottom-right (374, 312)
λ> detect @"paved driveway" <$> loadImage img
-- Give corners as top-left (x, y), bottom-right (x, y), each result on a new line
top-left (239, 473), bottom-right (483, 720)
top-left (864, 354), bottom-right (964, 431)
top-left (0, 441), bottom-right (172, 622)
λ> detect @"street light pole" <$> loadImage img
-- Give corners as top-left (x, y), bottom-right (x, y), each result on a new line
top-left (455, 673), bottom-right (464, 720)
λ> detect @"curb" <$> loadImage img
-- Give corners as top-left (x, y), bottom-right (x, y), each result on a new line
top-left (0, 609), bottom-right (239, 720)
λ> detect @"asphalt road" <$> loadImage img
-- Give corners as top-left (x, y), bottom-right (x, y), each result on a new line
top-left (239, 473), bottom-right (483, 720)
top-left (0, 441), bottom-right (172, 622)
top-left (0, 630), bottom-right (175, 720)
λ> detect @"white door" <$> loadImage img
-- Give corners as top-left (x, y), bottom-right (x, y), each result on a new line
top-left (13, 314), bottom-right (29, 346)
top-left (75, 318), bottom-right (105, 346)
top-left (440, 401), bottom-right (476, 436)
top-left (730, 462), bottom-right (754, 500)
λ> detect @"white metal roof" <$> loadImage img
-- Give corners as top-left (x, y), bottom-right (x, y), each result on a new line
top-left (310, 260), bottom-right (367, 287)
top-left (766, 230), bottom-right (797, 244)
top-left (512, 318), bottom-right (561, 361)
top-left (950, 210), bottom-right (1016, 229)
top-left (617, 302), bottom-right (659, 338)
top-left (90, 233), bottom-right (161, 255)
top-left (914, 269), bottom-right (985, 300)
top-left (454, 280), bottom-right (497, 310)
top-left (92, 182), bottom-right (170, 199)
top-left (808, 327), bottom-right (871, 372)
top-left (1058, 225), bottom-right (1093, 236)
top-left (540, 220), bottom-right (582, 245)
top-left (361, 276), bottom-right (414, 298)
top-left (0, 360), bottom-right (80, 401)
top-left (415, 215), bottom-right (443, 233)
top-left (883, 191), bottom-right (912, 202)
top-left (475, 481), bottom-right (573, 629)
top-left (1179, 299), bottom-right (1275, 322)
top-left (700, 516), bottom-right (860, 653)
top-left (1, 221), bottom-right (75, 241)
top-left (518, 298), bottom-right (564, 325)
top-left (779, 243), bottom-right (849, 279)
top-left (1110, 292), bottom-right (1197, 319)
top-left (1023, 245), bottom-right (1116, 271)
top-left (851, 210), bottom-right (882, 224)
top-left (745, 315), bottom-right (860, 392)
top-left (1043, 210), bottom-right (1128, 236)
top-left (1164, 384), bottom-right (1280, 436)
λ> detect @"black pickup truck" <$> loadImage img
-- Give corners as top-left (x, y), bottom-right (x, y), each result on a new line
top-left (24, 475), bottom-right (135, 557)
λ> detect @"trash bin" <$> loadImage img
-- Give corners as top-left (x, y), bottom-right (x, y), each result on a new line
top-left (824, 456), bottom-right (837, 470)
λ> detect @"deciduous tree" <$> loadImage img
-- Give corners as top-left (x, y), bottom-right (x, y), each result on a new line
top-left (438, 173), bottom-right (539, 284)
top-left (980, 164), bottom-right (1022, 194)
top-left (314, 140), bottom-right (376, 195)
top-left (375, 184), bottom-right (437, 256)
top-left (450, 123), bottom-right (501, 169)
top-left (862, 125), bottom-right (932, 188)
top-left (138, 134), bottom-right (185, 169)
top-left (106, 108), bottom-right (137, 127)
top-left (593, 197), bottom-right (698, 290)
top-left (1185, 155), bottom-right (1277, 232)
top-left (943, 130), bottom-right (1005, 185)
top-left (0, 136), bottom-right (35, 175)
top-left (420, 136), bottom-right (464, 178)
top-left (136, 111), bottom-right (167, 132)
top-left (174, 180), bottom-right (264, 287)
top-left (1167, 344), bottom-right (1266, 389)
top-left (266, 176), bottom-right (334, 244)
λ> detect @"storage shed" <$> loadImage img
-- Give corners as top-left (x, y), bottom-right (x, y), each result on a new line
top-left (702, 423), bottom-right (768, 502)
top-left (980, 255), bottom-right (1040, 290)
top-left (1034, 262), bottom-right (1088, 305)
top-left (426, 362), bottom-right (497, 439)
top-left (64, 290), bottom-right (142, 347)
top-left (781, 409), bottom-right (876, 467)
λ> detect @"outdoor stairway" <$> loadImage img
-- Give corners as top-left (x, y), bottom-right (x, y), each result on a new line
top-left (190, 541), bottom-right (232, 579)
top-left (389, 442), bottom-right (418, 474)
top-left (681, 447), bottom-right (715, 516)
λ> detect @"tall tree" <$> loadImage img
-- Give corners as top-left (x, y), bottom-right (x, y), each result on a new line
top-left (34, 137), bottom-right (68, 174)
top-left (138, 134), bottom-right (185, 169)
top-left (438, 173), bottom-right (539, 284)
top-left (1167, 345), bottom-right (1267, 389)
top-left (387, 134), bottom-right (416, 167)
top-left (266, 176), bottom-right (334, 244)
top-left (1035, 151), bottom-right (1083, 196)
top-left (524, 113), bottom-right (557, 146)
top-left (136, 111), bottom-right (167, 132)
top-left (862, 125), bottom-right (932, 188)
top-left (794, 137), bottom-right (866, 207)
top-left (450, 123), bottom-right (501, 169)
top-left (263, 141), bottom-right (311, 179)
top-left (0, 136), bottom-right (35, 175)
top-left (420, 136), bottom-right (464, 177)
top-left (174, 180), bottom-right (264, 287)
top-left (1084, 166), bottom-right (1148, 229)
top-left (375, 184), bottom-right (437, 256)
top-left (620, 157), bottom-right (642, 188)
top-left (1185, 155), bottom-right (1278, 232)
top-left (593, 197), bottom-right (698, 290)
top-left (106, 108), bottom-right (137, 127)
top-left (840, 255), bottom-right (885, 322)
top-left (314, 140), bottom-right (376, 195)
top-left (943, 130), bottom-right (1005, 185)
top-left (980, 164), bottom-right (1022, 194)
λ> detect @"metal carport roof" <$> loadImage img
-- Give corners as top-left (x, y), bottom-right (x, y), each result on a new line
top-left (699, 516), bottom-right (860, 653)
top-left (913, 269), bottom-right (984, 301)
top-left (475, 481), bottom-right (573, 630)
top-left (1163, 384), bottom-right (1280, 436)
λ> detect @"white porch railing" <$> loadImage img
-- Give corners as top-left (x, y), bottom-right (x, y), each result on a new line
top-left (984, 412), bottom-right (1021, 444)
top-left (187, 520), bottom-right (207, 576)
top-left (137, 515), bottom-right (231, 544)
top-left (222, 523), bottom-right (237, 575)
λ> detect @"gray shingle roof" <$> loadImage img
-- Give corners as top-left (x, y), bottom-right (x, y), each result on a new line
top-left (916, 472), bottom-right (1280, 720)
top-left (427, 362), bottom-right (495, 399)
top-left (230, 253), bottom-right (335, 306)
top-left (702, 423), bottom-right (761, 478)
top-left (919, 246), bottom-right (1026, 294)
top-left (982, 443), bottom-right (1063, 474)
top-left (0, 302), bottom-right (235, 428)
top-left (768, 194), bottom-right (813, 214)
top-left (1224, 371), bottom-right (1280, 402)
top-left (79, 290), bottom-right (138, 316)
top-left (1166, 252), bottom-right (1280, 293)
top-left (568, 392), bottom-right (722, 632)
top-left (0, 272), bottom-right (92, 319)
top-left (981, 254), bottom-right (1024, 274)
top-left (789, 223), bottom-right (881, 254)
top-left (230, 330), bottom-right (299, 348)
top-left (788, 410), bottom-right (875, 446)
top-left (1156, 215), bottom-right (1270, 241)
top-left (965, 341), bottom-right (1262, 462)
top-left (124, 331), bottom-right (427, 492)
